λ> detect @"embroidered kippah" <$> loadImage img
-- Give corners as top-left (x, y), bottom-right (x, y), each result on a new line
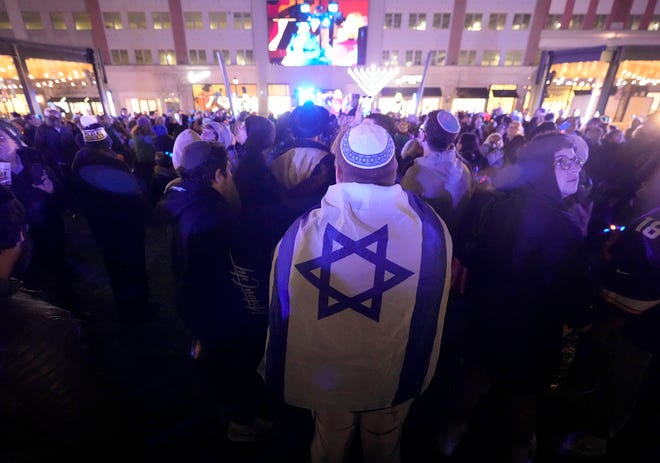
top-left (340, 121), bottom-right (395, 170)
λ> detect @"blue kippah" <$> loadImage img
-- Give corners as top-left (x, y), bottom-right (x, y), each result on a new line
top-left (436, 110), bottom-right (460, 134)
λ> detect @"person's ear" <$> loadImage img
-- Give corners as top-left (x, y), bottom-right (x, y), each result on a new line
top-left (214, 168), bottom-right (226, 186)
top-left (636, 181), bottom-right (648, 201)
top-left (335, 162), bottom-right (343, 183)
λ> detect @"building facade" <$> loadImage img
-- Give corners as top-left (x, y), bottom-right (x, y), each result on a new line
top-left (0, 0), bottom-right (658, 121)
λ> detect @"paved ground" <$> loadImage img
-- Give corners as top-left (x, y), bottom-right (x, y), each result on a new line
top-left (9, 212), bottom-right (658, 462)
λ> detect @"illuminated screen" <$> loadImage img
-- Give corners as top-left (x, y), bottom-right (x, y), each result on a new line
top-left (267, 1), bottom-right (369, 66)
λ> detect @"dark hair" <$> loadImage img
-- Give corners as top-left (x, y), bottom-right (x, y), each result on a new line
top-left (365, 113), bottom-right (397, 137)
top-left (0, 186), bottom-right (26, 251)
top-left (179, 142), bottom-right (229, 186)
top-left (458, 132), bottom-right (479, 154)
top-left (424, 110), bottom-right (457, 152)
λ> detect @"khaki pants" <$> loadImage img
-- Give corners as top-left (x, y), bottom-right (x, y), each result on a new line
top-left (310, 399), bottom-right (413, 463)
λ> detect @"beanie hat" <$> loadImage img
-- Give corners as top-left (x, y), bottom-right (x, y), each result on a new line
top-left (290, 102), bottom-right (329, 138)
top-left (179, 141), bottom-right (227, 179)
top-left (244, 115), bottom-right (275, 152)
top-left (152, 124), bottom-right (168, 137)
top-left (180, 141), bottom-right (215, 171)
top-left (172, 128), bottom-right (202, 170)
top-left (80, 114), bottom-right (98, 128)
top-left (137, 116), bottom-right (151, 127)
top-left (82, 123), bottom-right (109, 144)
top-left (202, 118), bottom-right (232, 147)
top-left (336, 120), bottom-right (397, 186)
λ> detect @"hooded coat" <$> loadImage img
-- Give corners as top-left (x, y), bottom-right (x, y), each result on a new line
top-left (463, 132), bottom-right (593, 392)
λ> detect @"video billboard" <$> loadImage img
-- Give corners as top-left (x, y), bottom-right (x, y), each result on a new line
top-left (267, 1), bottom-right (369, 66)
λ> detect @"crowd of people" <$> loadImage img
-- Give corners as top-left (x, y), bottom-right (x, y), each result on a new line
top-left (1, 100), bottom-right (659, 462)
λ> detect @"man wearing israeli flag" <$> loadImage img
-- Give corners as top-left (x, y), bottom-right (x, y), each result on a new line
top-left (265, 119), bottom-right (452, 462)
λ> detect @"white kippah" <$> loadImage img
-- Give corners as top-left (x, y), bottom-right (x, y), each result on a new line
top-left (340, 121), bottom-right (395, 169)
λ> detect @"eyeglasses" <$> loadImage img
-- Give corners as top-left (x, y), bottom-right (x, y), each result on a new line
top-left (553, 156), bottom-right (585, 170)
top-left (418, 126), bottom-right (426, 138)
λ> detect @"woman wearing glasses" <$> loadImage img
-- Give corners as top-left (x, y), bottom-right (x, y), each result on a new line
top-left (439, 131), bottom-right (594, 463)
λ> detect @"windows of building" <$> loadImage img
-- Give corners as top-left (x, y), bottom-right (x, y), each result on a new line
top-left (649, 15), bottom-right (660, 31)
top-left (152, 12), bottom-right (171, 30)
top-left (234, 12), bottom-right (252, 30)
top-left (488, 13), bottom-right (506, 31)
top-left (49, 12), bottom-right (67, 30)
top-left (128, 12), bottom-right (146, 29)
top-left (22, 11), bottom-right (43, 30)
top-left (432, 13), bottom-right (451, 29)
top-left (546, 14), bottom-right (562, 29)
top-left (512, 13), bottom-right (530, 30)
top-left (209, 12), bottom-right (227, 30)
top-left (465, 13), bottom-right (483, 31)
top-left (189, 49), bottom-right (207, 65)
top-left (110, 49), bottom-right (129, 65)
top-left (384, 13), bottom-right (402, 29)
top-left (626, 15), bottom-right (641, 30)
top-left (569, 15), bottom-right (585, 30)
top-left (236, 49), bottom-right (254, 65)
top-left (0, 11), bottom-right (11, 29)
top-left (482, 50), bottom-right (500, 66)
top-left (404, 50), bottom-right (423, 66)
top-left (73, 12), bottom-right (91, 30)
top-left (134, 49), bottom-right (152, 65)
top-left (409, 13), bottom-right (426, 31)
top-left (458, 50), bottom-right (477, 65)
top-left (159, 49), bottom-right (176, 65)
top-left (504, 50), bottom-right (523, 66)
top-left (184, 12), bottom-right (202, 29)
top-left (382, 50), bottom-right (399, 65)
top-left (432, 50), bottom-right (446, 65)
top-left (103, 12), bottom-right (123, 30)
top-left (593, 14), bottom-right (607, 30)
top-left (213, 49), bottom-right (231, 65)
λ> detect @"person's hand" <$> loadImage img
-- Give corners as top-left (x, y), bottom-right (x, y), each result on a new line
top-left (571, 200), bottom-right (594, 237)
top-left (32, 173), bottom-right (54, 194)
top-left (450, 257), bottom-right (469, 294)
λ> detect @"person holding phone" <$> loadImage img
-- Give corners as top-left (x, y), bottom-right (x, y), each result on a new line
top-left (0, 120), bottom-right (79, 315)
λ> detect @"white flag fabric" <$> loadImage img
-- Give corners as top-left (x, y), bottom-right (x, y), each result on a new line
top-left (265, 183), bottom-right (452, 411)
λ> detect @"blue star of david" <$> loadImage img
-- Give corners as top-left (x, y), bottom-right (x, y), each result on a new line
top-left (295, 224), bottom-right (414, 322)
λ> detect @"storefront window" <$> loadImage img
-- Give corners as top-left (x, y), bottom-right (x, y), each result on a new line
top-left (545, 60), bottom-right (609, 120)
top-left (128, 98), bottom-right (159, 115)
top-left (607, 60), bottom-right (660, 122)
top-left (487, 85), bottom-right (518, 114)
top-left (25, 58), bottom-right (101, 115)
top-left (0, 55), bottom-right (29, 118)
top-left (268, 84), bottom-right (291, 116)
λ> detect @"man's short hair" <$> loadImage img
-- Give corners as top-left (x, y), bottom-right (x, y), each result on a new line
top-left (0, 186), bottom-right (26, 252)
top-left (178, 141), bottom-right (229, 185)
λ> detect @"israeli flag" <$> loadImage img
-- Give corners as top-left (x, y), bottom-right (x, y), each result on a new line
top-left (265, 183), bottom-right (452, 411)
